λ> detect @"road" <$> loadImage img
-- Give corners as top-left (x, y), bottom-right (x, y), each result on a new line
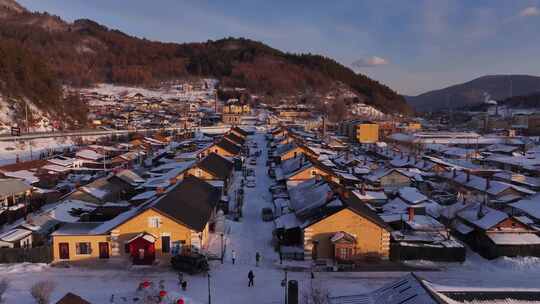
top-left (0, 125), bottom-right (236, 142)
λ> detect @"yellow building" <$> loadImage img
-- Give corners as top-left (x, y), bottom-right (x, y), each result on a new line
top-left (356, 123), bottom-right (379, 144)
top-left (52, 176), bottom-right (220, 265)
top-left (198, 138), bottom-right (242, 158)
top-left (303, 191), bottom-right (391, 261)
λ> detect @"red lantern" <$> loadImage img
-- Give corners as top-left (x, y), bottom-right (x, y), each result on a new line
top-left (177, 299), bottom-right (184, 304)
top-left (159, 290), bottom-right (167, 298)
top-left (141, 281), bottom-right (150, 288)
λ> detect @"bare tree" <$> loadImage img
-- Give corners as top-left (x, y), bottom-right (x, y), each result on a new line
top-left (30, 281), bottom-right (56, 304)
top-left (0, 279), bottom-right (8, 303)
top-left (302, 282), bottom-right (330, 304)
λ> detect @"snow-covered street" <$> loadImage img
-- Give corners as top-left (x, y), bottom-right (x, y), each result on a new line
top-left (4, 132), bottom-right (540, 303)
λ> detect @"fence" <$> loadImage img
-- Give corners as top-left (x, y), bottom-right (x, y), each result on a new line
top-left (390, 243), bottom-right (466, 262)
top-left (0, 246), bottom-right (52, 264)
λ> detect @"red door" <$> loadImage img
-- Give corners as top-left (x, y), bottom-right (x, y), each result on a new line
top-left (59, 243), bottom-right (70, 260)
top-left (99, 242), bottom-right (109, 259)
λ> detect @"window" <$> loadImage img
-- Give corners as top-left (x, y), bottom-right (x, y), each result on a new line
top-left (124, 243), bottom-right (130, 254)
top-left (149, 217), bottom-right (161, 228)
top-left (76, 242), bottom-right (91, 255)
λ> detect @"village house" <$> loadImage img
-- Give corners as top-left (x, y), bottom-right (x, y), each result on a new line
top-left (302, 189), bottom-right (391, 262)
top-left (364, 168), bottom-right (422, 192)
top-left (451, 201), bottom-right (540, 259)
top-left (187, 153), bottom-right (234, 195)
top-left (198, 138), bottom-right (242, 158)
top-left (0, 178), bottom-right (33, 225)
top-left (274, 178), bottom-right (390, 263)
top-left (51, 175), bottom-right (221, 264)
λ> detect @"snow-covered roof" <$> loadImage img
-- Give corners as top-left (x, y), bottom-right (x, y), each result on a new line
top-left (457, 203), bottom-right (508, 230)
top-left (287, 178), bottom-right (334, 218)
top-left (398, 187), bottom-right (428, 205)
top-left (510, 194), bottom-right (540, 220)
top-left (352, 190), bottom-right (387, 201)
top-left (41, 164), bottom-right (71, 173)
top-left (3, 170), bottom-right (39, 184)
top-left (0, 179), bottom-right (32, 197)
top-left (130, 190), bottom-right (157, 201)
top-left (76, 149), bottom-right (104, 160)
top-left (487, 233), bottom-right (540, 245)
top-left (0, 228), bottom-right (32, 242)
top-left (440, 170), bottom-right (536, 196)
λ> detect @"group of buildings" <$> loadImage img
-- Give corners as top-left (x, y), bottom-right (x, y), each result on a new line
top-left (265, 122), bottom-right (540, 266)
top-left (0, 125), bottom-right (252, 266)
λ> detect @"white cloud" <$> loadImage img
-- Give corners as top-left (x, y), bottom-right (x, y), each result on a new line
top-left (520, 6), bottom-right (540, 17)
top-left (352, 56), bottom-right (389, 68)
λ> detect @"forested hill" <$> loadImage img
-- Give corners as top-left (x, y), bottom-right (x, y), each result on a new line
top-left (0, 0), bottom-right (411, 114)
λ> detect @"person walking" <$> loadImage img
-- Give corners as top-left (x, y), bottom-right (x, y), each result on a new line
top-left (232, 249), bottom-right (237, 265)
top-left (178, 272), bottom-right (184, 286)
top-left (248, 270), bottom-right (255, 287)
top-left (255, 252), bottom-right (260, 267)
top-left (181, 281), bottom-right (187, 291)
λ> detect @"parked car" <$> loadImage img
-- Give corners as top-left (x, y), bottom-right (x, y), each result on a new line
top-left (171, 253), bottom-right (209, 275)
top-left (261, 207), bottom-right (274, 221)
top-left (249, 159), bottom-right (257, 165)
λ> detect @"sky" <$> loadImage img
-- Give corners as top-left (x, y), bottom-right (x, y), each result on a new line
top-left (17, 0), bottom-right (540, 96)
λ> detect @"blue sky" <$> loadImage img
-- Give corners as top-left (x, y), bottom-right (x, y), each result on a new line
top-left (18, 0), bottom-right (540, 95)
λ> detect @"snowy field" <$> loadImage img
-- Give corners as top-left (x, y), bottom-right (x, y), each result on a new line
top-left (3, 132), bottom-right (540, 303)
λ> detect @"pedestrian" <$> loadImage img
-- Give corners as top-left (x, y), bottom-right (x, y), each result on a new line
top-left (178, 272), bottom-right (184, 286)
top-left (248, 270), bottom-right (255, 287)
top-left (232, 249), bottom-right (237, 265)
top-left (279, 250), bottom-right (283, 265)
top-left (182, 281), bottom-right (187, 291)
top-left (255, 252), bottom-right (260, 267)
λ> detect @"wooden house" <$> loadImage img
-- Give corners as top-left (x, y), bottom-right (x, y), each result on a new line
top-left (365, 168), bottom-right (417, 191)
top-left (454, 201), bottom-right (540, 259)
top-left (223, 132), bottom-right (246, 146)
top-left (198, 138), bottom-right (241, 158)
top-left (51, 175), bottom-right (221, 264)
top-left (230, 126), bottom-right (250, 140)
top-left (302, 190), bottom-right (391, 261)
top-left (188, 153), bottom-right (234, 194)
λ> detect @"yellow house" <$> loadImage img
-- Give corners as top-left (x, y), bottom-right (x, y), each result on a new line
top-left (198, 138), bottom-right (241, 158)
top-left (52, 175), bottom-right (220, 265)
top-left (230, 126), bottom-right (249, 140)
top-left (276, 144), bottom-right (317, 162)
top-left (303, 192), bottom-right (391, 261)
top-left (356, 123), bottom-right (379, 144)
top-left (188, 153), bottom-right (234, 194)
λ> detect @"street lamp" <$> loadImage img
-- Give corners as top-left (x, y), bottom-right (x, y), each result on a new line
top-left (207, 272), bottom-right (212, 304)
top-left (281, 270), bottom-right (288, 304)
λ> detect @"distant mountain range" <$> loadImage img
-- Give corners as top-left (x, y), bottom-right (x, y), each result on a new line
top-left (406, 75), bottom-right (540, 112)
top-left (0, 0), bottom-right (411, 124)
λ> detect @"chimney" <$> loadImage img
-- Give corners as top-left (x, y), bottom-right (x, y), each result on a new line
top-left (466, 171), bottom-right (470, 182)
top-left (485, 177), bottom-right (491, 190)
top-left (156, 187), bottom-right (165, 194)
top-left (360, 183), bottom-right (366, 195)
top-left (408, 207), bottom-right (415, 222)
top-left (407, 155), bottom-right (410, 162)
top-left (363, 157), bottom-right (367, 166)
top-left (452, 169), bottom-right (457, 178)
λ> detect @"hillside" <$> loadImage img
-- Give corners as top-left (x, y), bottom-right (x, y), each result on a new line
top-left (406, 75), bottom-right (540, 112)
top-left (0, 1), bottom-right (410, 115)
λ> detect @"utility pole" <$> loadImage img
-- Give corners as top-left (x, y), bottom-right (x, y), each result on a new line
top-left (207, 272), bottom-right (212, 304)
